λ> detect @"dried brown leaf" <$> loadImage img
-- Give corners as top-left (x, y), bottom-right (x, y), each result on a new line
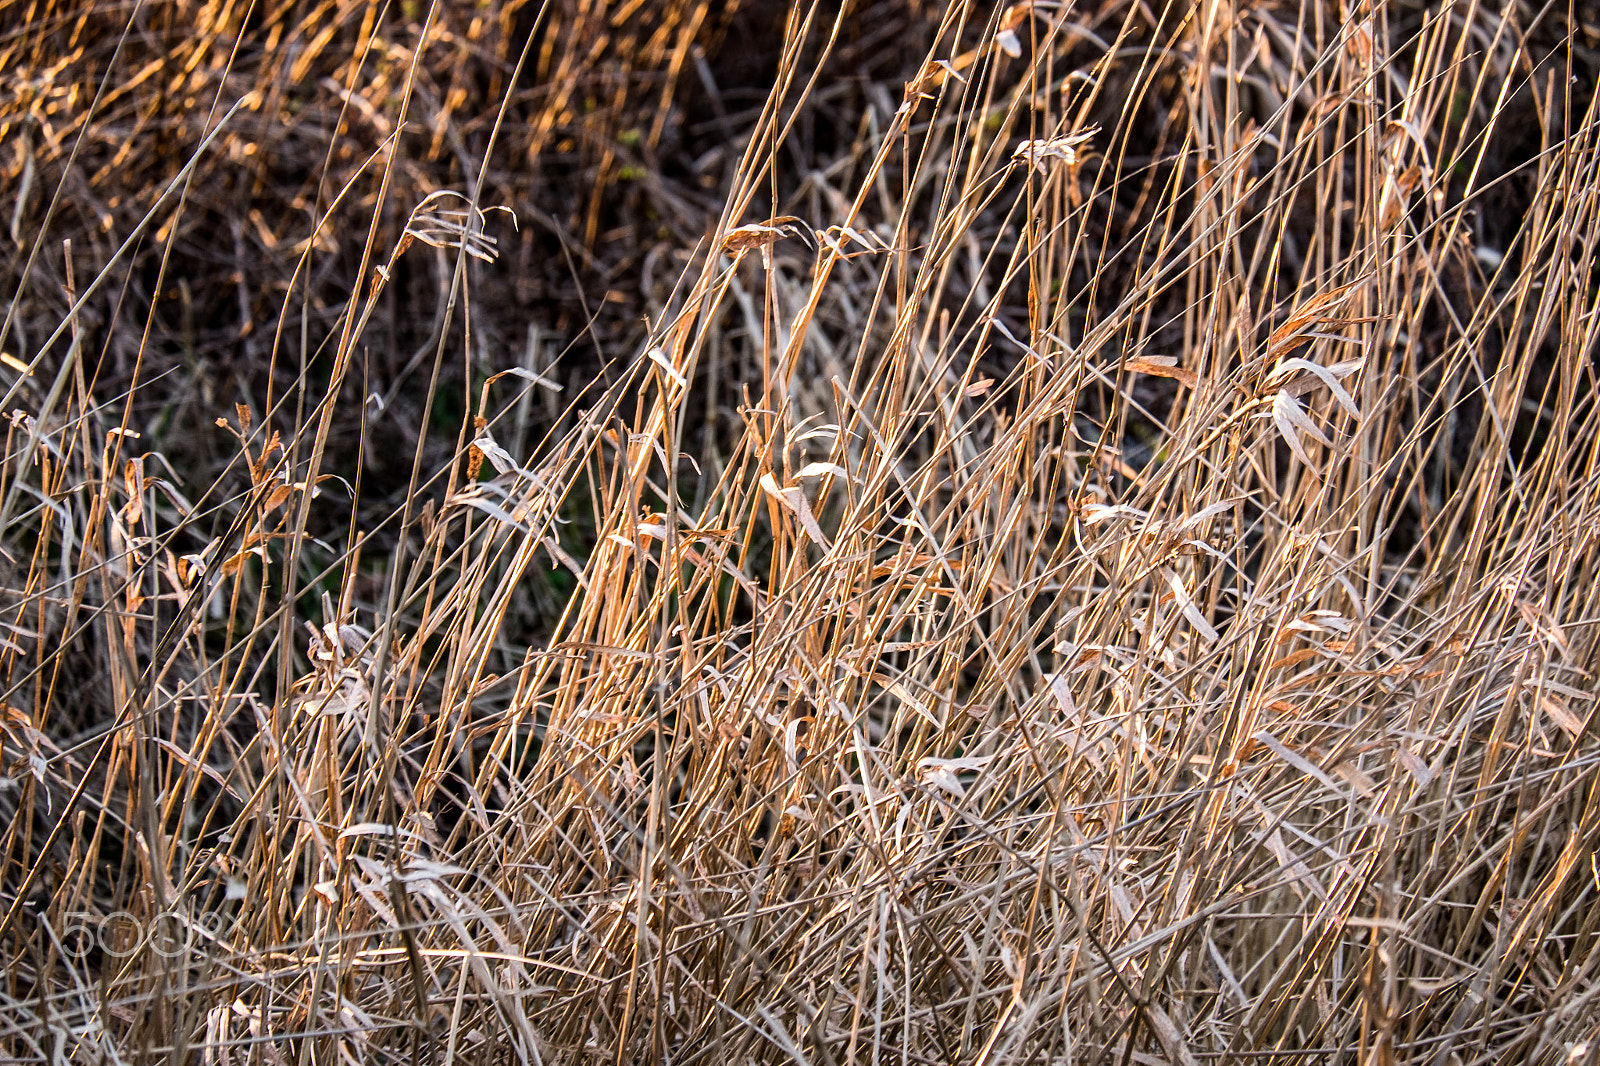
top-left (1126, 355), bottom-right (1199, 388)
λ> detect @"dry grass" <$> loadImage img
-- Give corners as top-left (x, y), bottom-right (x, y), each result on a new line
top-left (3, 1), bottom-right (1600, 1062)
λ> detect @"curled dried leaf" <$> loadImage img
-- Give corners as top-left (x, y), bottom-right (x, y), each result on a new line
top-left (793, 462), bottom-right (850, 481)
top-left (402, 192), bottom-right (510, 263)
top-left (1396, 746), bottom-right (1433, 787)
top-left (721, 216), bottom-right (805, 257)
top-left (646, 346), bottom-right (688, 390)
top-left (1272, 390), bottom-right (1333, 466)
top-left (759, 472), bottom-right (831, 548)
top-left (219, 546), bottom-right (266, 578)
top-left (466, 416), bottom-right (489, 479)
top-left (1379, 164), bottom-right (1424, 229)
top-left (1266, 278), bottom-right (1369, 359)
top-left (1343, 18), bottom-right (1374, 64)
top-left (262, 483), bottom-right (292, 514)
top-left (817, 224), bottom-right (892, 260)
top-left (1268, 356), bottom-right (1362, 417)
top-left (1081, 503), bottom-right (1147, 525)
top-left (1013, 128), bottom-right (1098, 174)
top-left (1163, 567), bottom-right (1219, 642)
top-left (1126, 355), bottom-right (1199, 388)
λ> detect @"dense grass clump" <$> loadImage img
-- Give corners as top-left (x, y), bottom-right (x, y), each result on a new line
top-left (3, 1), bottom-right (1600, 1062)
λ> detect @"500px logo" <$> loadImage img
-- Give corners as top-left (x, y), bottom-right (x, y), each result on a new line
top-left (50, 909), bottom-right (240, 960)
